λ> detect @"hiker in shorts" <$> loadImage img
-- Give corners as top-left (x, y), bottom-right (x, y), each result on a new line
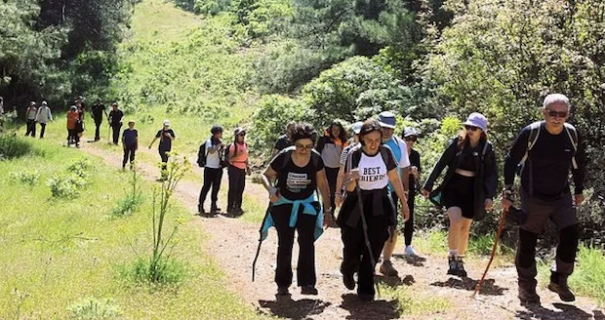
top-left (338, 119), bottom-right (409, 301)
top-left (226, 127), bottom-right (250, 215)
top-left (272, 121), bottom-right (296, 157)
top-left (422, 113), bottom-right (497, 277)
top-left (122, 120), bottom-right (138, 170)
top-left (316, 121), bottom-right (349, 223)
top-left (35, 101), bottom-right (53, 139)
top-left (402, 127), bottom-right (423, 259)
top-left (197, 125), bottom-right (224, 214)
top-left (25, 101), bottom-right (37, 137)
top-left (91, 98), bottom-right (107, 141)
top-left (502, 94), bottom-right (586, 305)
top-left (376, 111), bottom-right (411, 277)
top-left (108, 102), bottom-right (124, 145)
top-left (260, 122), bottom-right (332, 296)
top-left (148, 120), bottom-right (175, 180)
top-left (66, 106), bottom-right (79, 147)
top-left (335, 121), bottom-right (364, 209)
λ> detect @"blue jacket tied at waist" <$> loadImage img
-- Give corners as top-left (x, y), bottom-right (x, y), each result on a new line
top-left (261, 193), bottom-right (324, 241)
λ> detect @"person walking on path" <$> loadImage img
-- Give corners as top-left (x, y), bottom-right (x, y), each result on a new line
top-left (421, 112), bottom-right (497, 277)
top-left (66, 106), bottom-right (80, 147)
top-left (108, 102), bottom-right (124, 145)
top-left (75, 97), bottom-right (86, 140)
top-left (35, 101), bottom-right (53, 139)
top-left (260, 122), bottom-right (332, 296)
top-left (338, 119), bottom-right (409, 301)
top-left (91, 98), bottom-right (107, 141)
top-left (122, 120), bottom-right (138, 170)
top-left (148, 120), bottom-right (175, 180)
top-left (25, 101), bottom-right (37, 137)
top-left (227, 127), bottom-right (250, 215)
top-left (376, 111), bottom-right (411, 277)
top-left (316, 121), bottom-right (349, 223)
top-left (402, 127), bottom-right (423, 259)
top-left (197, 125), bottom-right (225, 215)
top-left (502, 94), bottom-right (586, 305)
top-left (272, 121), bottom-right (296, 157)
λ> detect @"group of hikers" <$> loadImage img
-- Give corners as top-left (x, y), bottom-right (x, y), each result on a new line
top-left (254, 93), bottom-right (585, 306)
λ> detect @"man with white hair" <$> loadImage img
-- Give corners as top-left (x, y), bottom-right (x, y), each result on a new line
top-left (502, 93), bottom-right (586, 305)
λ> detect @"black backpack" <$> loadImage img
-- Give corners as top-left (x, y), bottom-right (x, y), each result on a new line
top-left (197, 140), bottom-right (208, 167)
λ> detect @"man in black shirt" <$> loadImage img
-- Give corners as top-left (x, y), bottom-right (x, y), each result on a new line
top-left (502, 94), bottom-right (586, 305)
top-left (108, 102), bottom-right (124, 145)
top-left (272, 121), bottom-right (296, 157)
top-left (91, 98), bottom-right (107, 141)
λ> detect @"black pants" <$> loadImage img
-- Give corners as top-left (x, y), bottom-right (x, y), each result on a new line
top-left (227, 165), bottom-right (246, 210)
top-left (123, 145), bottom-right (136, 167)
top-left (25, 120), bottom-right (36, 137)
top-left (111, 123), bottom-right (122, 145)
top-left (340, 195), bottom-right (390, 297)
top-left (159, 149), bottom-right (170, 177)
top-left (271, 203), bottom-right (318, 288)
top-left (67, 129), bottom-right (79, 146)
top-left (94, 121), bottom-right (102, 140)
top-left (198, 167), bottom-right (223, 209)
top-left (39, 123), bottom-right (47, 139)
top-left (325, 167), bottom-right (339, 211)
top-left (404, 190), bottom-right (416, 246)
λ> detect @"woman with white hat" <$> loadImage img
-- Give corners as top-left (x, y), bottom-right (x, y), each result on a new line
top-left (421, 113), bottom-right (498, 277)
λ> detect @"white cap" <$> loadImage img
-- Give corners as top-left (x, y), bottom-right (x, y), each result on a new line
top-left (163, 120), bottom-right (170, 126)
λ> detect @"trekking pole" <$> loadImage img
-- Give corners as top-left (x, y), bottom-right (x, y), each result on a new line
top-left (252, 203), bottom-right (272, 282)
top-left (355, 181), bottom-right (381, 298)
top-left (472, 206), bottom-right (509, 298)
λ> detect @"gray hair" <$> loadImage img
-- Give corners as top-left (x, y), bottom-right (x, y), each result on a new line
top-left (543, 94), bottom-right (570, 109)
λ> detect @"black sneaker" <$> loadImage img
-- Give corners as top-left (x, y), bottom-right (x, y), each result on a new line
top-left (548, 278), bottom-right (575, 302)
top-left (518, 285), bottom-right (541, 305)
top-left (210, 204), bottom-right (221, 214)
top-left (341, 267), bottom-right (355, 290)
top-left (301, 285), bottom-right (318, 295)
top-left (447, 256), bottom-right (458, 276)
top-left (456, 257), bottom-right (468, 277)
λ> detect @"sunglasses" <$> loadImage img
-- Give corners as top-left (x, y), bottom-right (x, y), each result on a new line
top-left (546, 109), bottom-right (568, 118)
top-left (295, 143), bottom-right (313, 150)
top-left (238, 133), bottom-right (246, 136)
top-left (464, 125), bottom-right (480, 132)
top-left (404, 136), bottom-right (418, 142)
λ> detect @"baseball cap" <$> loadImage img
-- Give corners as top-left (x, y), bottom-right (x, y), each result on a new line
top-left (351, 121), bottom-right (363, 135)
top-left (377, 111), bottom-right (396, 129)
top-left (403, 127), bottom-right (421, 138)
top-left (462, 112), bottom-right (488, 132)
top-left (163, 120), bottom-right (171, 127)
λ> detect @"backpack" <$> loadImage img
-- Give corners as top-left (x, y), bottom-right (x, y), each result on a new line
top-left (345, 145), bottom-right (392, 173)
top-left (518, 121), bottom-right (579, 174)
top-left (197, 140), bottom-right (208, 167)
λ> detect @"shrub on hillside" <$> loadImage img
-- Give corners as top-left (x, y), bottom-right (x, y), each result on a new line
top-left (0, 134), bottom-right (32, 160)
top-left (9, 170), bottom-right (41, 187)
top-left (68, 297), bottom-right (120, 320)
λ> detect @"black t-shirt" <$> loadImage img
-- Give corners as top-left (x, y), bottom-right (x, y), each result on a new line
top-left (274, 134), bottom-right (292, 152)
top-left (408, 149), bottom-right (421, 194)
top-left (108, 109), bottom-right (124, 126)
top-left (270, 149), bottom-right (325, 200)
top-left (457, 144), bottom-right (481, 172)
top-left (92, 103), bottom-right (105, 121)
top-left (122, 129), bottom-right (138, 146)
top-left (156, 129), bottom-right (175, 151)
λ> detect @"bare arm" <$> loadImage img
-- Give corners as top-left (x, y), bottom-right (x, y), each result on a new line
top-left (316, 168), bottom-right (332, 227)
top-left (148, 137), bottom-right (157, 149)
top-left (261, 166), bottom-right (279, 202)
top-left (335, 165), bottom-right (345, 207)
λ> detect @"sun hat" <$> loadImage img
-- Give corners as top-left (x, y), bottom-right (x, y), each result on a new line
top-left (462, 112), bottom-right (488, 132)
top-left (403, 127), bottom-right (421, 138)
top-left (377, 111), bottom-right (396, 129)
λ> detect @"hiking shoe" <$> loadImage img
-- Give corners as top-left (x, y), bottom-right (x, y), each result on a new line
top-left (548, 278), bottom-right (575, 302)
top-left (379, 260), bottom-right (398, 277)
top-left (518, 285), bottom-right (541, 305)
top-left (276, 286), bottom-right (290, 296)
top-left (405, 245), bottom-right (422, 258)
top-left (447, 256), bottom-right (458, 276)
top-left (300, 285), bottom-right (318, 295)
top-left (341, 268), bottom-right (356, 290)
top-left (456, 257), bottom-right (468, 277)
top-left (210, 204), bottom-right (221, 214)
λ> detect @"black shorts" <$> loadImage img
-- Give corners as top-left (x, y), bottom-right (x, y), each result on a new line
top-left (443, 174), bottom-right (475, 219)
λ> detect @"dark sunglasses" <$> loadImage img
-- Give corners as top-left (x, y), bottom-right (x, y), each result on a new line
top-left (546, 109), bottom-right (568, 118)
top-left (464, 125), bottom-right (480, 132)
top-left (404, 136), bottom-right (418, 142)
top-left (295, 143), bottom-right (313, 150)
top-left (238, 132), bottom-right (246, 136)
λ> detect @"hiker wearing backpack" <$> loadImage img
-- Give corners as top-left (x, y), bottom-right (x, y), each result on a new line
top-left (338, 119), bottom-right (410, 301)
top-left (148, 120), bottom-right (176, 180)
top-left (226, 127), bottom-right (250, 215)
top-left (335, 121), bottom-right (364, 208)
top-left (260, 122), bottom-right (332, 297)
top-left (35, 101), bottom-right (53, 139)
top-left (25, 101), bottom-right (37, 137)
top-left (272, 121), bottom-right (296, 157)
top-left (502, 94), bottom-right (586, 305)
top-left (402, 127), bottom-right (424, 259)
top-left (197, 125), bottom-right (225, 215)
top-left (421, 113), bottom-right (498, 277)
top-left (316, 121), bottom-right (349, 224)
top-left (376, 111), bottom-right (411, 277)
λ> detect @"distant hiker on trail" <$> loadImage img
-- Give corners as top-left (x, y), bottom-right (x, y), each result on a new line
top-left (25, 101), bottom-right (37, 137)
top-left (108, 102), bottom-right (124, 145)
top-left (335, 121), bottom-right (363, 208)
top-left (148, 120), bottom-right (175, 180)
top-left (66, 106), bottom-right (80, 147)
top-left (197, 125), bottom-right (225, 215)
top-left (338, 119), bottom-right (409, 302)
top-left (226, 127), bottom-right (250, 216)
top-left (377, 111), bottom-right (410, 277)
top-left (35, 101), bottom-right (53, 139)
top-left (122, 120), bottom-right (138, 170)
top-left (402, 127), bottom-right (423, 259)
top-left (75, 96), bottom-right (86, 140)
top-left (272, 121), bottom-right (296, 157)
top-left (91, 98), bottom-right (107, 141)
top-left (316, 121), bottom-right (349, 224)
top-left (260, 122), bottom-right (331, 297)
top-left (502, 94), bottom-right (586, 305)
top-left (422, 112), bottom-right (497, 278)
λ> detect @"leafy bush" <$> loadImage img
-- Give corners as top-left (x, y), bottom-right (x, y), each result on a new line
top-left (67, 157), bottom-right (91, 179)
top-left (0, 134), bottom-right (32, 160)
top-left (48, 175), bottom-right (88, 198)
top-left (111, 168), bottom-right (142, 217)
top-left (119, 256), bottom-right (187, 286)
top-left (68, 297), bottom-right (120, 320)
top-left (9, 170), bottom-right (40, 187)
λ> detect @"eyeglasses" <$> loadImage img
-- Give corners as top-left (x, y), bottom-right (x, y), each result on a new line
top-left (404, 136), bottom-right (418, 142)
top-left (295, 143), bottom-right (313, 150)
top-left (238, 133), bottom-right (246, 137)
top-left (464, 125), bottom-right (479, 132)
top-left (546, 109), bottom-right (568, 118)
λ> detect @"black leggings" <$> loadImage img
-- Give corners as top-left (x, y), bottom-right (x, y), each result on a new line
top-left (404, 190), bottom-right (416, 246)
top-left (123, 145), bottom-right (136, 167)
top-left (324, 167), bottom-right (339, 211)
top-left (227, 165), bottom-right (246, 210)
top-left (198, 167), bottom-right (223, 208)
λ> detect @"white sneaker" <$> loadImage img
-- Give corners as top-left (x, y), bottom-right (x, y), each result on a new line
top-left (405, 245), bottom-right (421, 258)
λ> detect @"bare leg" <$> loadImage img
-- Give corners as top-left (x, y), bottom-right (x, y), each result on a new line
top-left (457, 218), bottom-right (473, 256)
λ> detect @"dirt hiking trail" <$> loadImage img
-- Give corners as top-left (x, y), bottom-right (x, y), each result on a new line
top-left (80, 142), bottom-right (603, 320)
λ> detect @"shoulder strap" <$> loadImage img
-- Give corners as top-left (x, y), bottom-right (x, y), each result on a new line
top-left (280, 148), bottom-right (295, 172)
top-left (520, 121), bottom-right (543, 166)
top-left (564, 123), bottom-right (579, 169)
top-left (380, 145), bottom-right (391, 165)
